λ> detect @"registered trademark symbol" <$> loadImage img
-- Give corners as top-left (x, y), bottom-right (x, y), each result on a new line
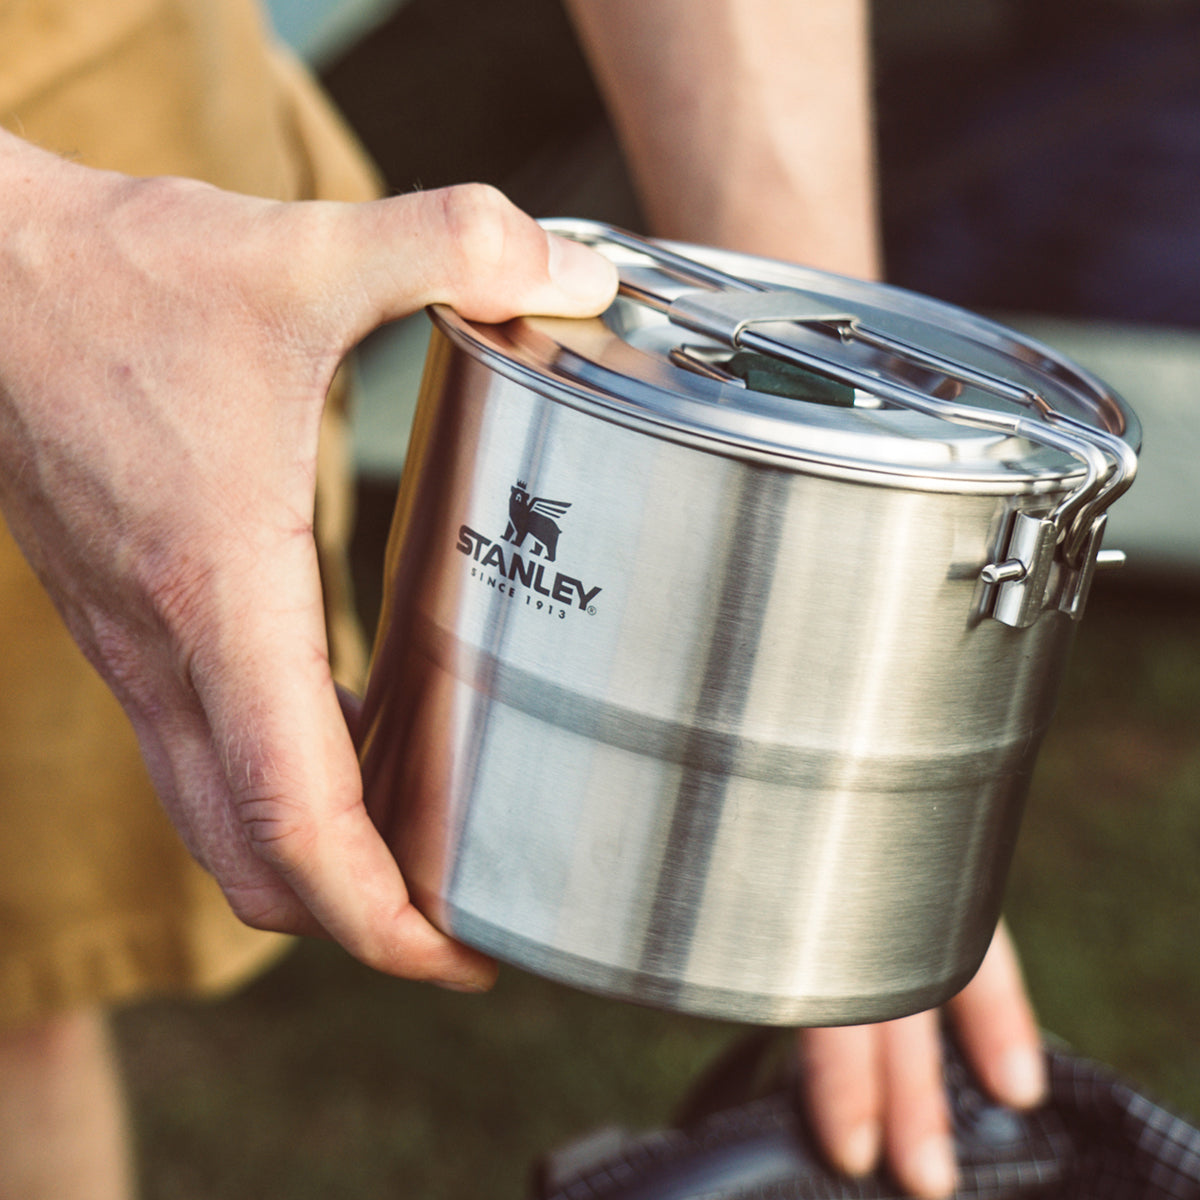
top-left (588, 605), bottom-right (597, 616)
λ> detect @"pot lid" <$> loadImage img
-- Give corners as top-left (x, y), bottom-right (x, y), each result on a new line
top-left (431, 220), bottom-right (1138, 535)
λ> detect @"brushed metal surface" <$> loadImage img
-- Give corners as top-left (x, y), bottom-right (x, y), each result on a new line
top-left (359, 327), bottom-right (1078, 1025)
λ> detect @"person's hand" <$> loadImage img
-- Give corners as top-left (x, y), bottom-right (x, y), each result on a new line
top-left (0, 131), bottom-right (617, 992)
top-left (797, 923), bottom-right (1045, 1198)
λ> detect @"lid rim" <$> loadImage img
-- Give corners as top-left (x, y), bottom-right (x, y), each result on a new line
top-left (431, 307), bottom-right (1087, 499)
top-left (426, 224), bottom-right (1136, 500)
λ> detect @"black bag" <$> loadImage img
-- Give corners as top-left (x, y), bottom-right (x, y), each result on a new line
top-left (533, 1031), bottom-right (1200, 1200)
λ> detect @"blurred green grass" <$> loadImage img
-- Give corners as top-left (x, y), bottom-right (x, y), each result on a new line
top-left (117, 949), bottom-right (732, 1199)
top-left (1005, 579), bottom-right (1200, 1112)
top-left (115, 577), bottom-right (1200, 1199)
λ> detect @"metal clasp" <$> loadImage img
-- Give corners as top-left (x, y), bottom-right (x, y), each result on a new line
top-left (557, 223), bottom-right (1138, 629)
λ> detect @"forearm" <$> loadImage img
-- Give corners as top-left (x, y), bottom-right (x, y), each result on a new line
top-left (564, 0), bottom-right (880, 277)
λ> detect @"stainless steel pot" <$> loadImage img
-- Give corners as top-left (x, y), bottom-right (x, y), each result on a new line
top-left (358, 221), bottom-right (1139, 1026)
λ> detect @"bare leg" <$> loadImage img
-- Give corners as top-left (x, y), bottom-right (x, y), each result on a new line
top-left (0, 1009), bottom-right (136, 1200)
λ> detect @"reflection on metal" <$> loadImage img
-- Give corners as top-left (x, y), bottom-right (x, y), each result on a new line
top-left (358, 225), bottom-right (1140, 1026)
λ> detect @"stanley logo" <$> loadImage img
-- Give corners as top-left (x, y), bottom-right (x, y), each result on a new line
top-left (503, 481), bottom-right (570, 562)
top-left (456, 479), bottom-right (602, 615)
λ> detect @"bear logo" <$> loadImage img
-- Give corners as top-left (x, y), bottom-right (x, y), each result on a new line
top-left (503, 480), bottom-right (571, 562)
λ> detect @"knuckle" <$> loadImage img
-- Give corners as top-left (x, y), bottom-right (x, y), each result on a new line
top-left (434, 183), bottom-right (519, 285)
top-left (222, 876), bottom-right (300, 934)
top-left (236, 788), bottom-right (318, 868)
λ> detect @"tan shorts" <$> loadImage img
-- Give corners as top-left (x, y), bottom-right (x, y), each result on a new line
top-left (0, 0), bottom-right (381, 1031)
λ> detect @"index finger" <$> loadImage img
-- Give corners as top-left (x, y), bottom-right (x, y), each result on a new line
top-left (192, 547), bottom-right (497, 990)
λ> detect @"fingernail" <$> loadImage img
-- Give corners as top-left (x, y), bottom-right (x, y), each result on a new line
top-left (839, 1121), bottom-right (881, 1176)
top-left (435, 960), bottom-right (499, 995)
top-left (436, 975), bottom-right (493, 995)
top-left (999, 1046), bottom-right (1048, 1107)
top-left (906, 1134), bottom-right (957, 1199)
top-left (547, 235), bottom-right (619, 307)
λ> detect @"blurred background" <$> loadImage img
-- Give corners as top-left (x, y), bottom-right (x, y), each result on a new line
top-left (114, 1), bottom-right (1200, 1195)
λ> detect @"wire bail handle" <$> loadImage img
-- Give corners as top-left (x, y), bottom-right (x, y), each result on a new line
top-left (561, 223), bottom-right (1137, 628)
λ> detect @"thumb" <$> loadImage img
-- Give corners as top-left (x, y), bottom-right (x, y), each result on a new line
top-left (315, 184), bottom-right (619, 338)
